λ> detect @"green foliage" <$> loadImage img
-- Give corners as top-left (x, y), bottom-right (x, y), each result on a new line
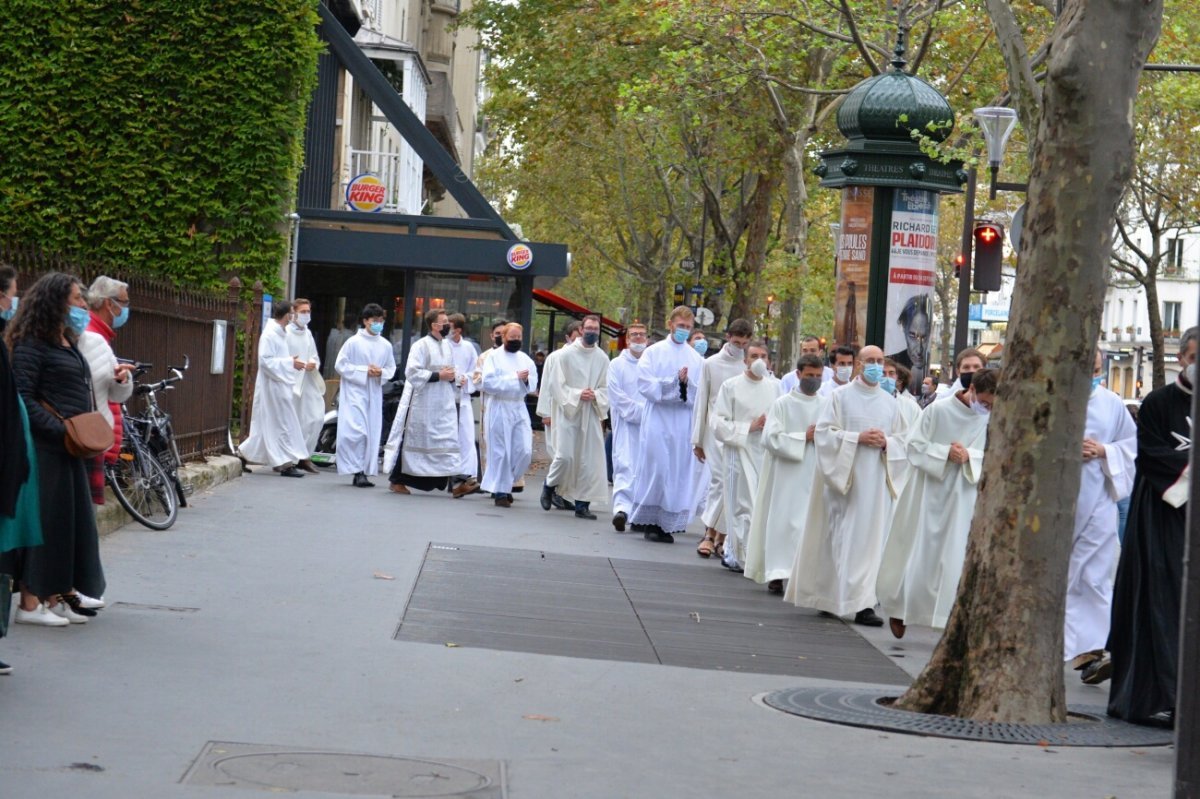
top-left (0, 1), bottom-right (321, 290)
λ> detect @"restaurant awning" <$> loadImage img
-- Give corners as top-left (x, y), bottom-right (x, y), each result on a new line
top-left (533, 289), bottom-right (624, 337)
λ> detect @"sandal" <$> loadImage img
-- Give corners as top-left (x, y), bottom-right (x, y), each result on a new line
top-left (696, 536), bottom-right (716, 558)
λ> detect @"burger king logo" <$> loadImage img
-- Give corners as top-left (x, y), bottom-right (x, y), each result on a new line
top-left (345, 174), bottom-right (387, 213)
top-left (507, 243), bottom-right (533, 271)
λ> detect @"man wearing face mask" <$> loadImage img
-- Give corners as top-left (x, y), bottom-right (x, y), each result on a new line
top-left (539, 315), bottom-right (610, 520)
top-left (79, 276), bottom-right (136, 503)
top-left (240, 300), bottom-right (312, 478)
top-left (480, 323), bottom-right (537, 507)
top-left (877, 368), bottom-right (997, 640)
top-left (607, 323), bottom-right (649, 531)
top-left (711, 341), bottom-right (782, 571)
top-left (745, 354), bottom-right (828, 594)
top-left (1109, 327), bottom-right (1198, 727)
top-left (819, 346), bottom-right (857, 397)
top-left (285, 298), bottom-right (324, 473)
top-left (690, 318), bottom-right (754, 556)
top-left (447, 314), bottom-right (481, 496)
top-left (1060, 350), bottom-right (1136, 683)
top-left (785, 345), bottom-right (910, 627)
top-left (935, 348), bottom-right (986, 402)
top-left (472, 319), bottom-right (508, 475)
top-left (384, 309), bottom-right (470, 496)
top-left (335, 304), bottom-right (397, 487)
top-left (781, 336), bottom-right (834, 392)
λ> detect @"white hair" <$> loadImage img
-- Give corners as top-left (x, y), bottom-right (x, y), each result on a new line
top-left (87, 275), bottom-right (128, 309)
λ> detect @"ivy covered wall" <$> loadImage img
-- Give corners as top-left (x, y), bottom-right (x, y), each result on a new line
top-left (0, 1), bottom-right (322, 289)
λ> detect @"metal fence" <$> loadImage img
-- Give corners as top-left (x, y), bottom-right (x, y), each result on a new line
top-left (2, 242), bottom-right (248, 462)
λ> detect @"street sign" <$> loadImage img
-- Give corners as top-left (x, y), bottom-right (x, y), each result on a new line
top-left (681, 257), bottom-right (697, 272)
top-left (1010, 203), bottom-right (1026, 250)
top-left (769, 303), bottom-right (782, 318)
top-left (690, 285), bottom-right (704, 295)
top-left (695, 307), bottom-right (715, 326)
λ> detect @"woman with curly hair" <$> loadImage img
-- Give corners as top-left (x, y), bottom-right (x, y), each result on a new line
top-left (7, 271), bottom-right (108, 626)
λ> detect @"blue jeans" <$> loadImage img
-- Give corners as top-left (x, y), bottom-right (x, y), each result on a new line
top-left (1116, 495), bottom-right (1130, 545)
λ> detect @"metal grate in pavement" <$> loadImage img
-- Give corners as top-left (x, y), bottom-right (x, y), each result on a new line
top-left (394, 543), bottom-right (909, 683)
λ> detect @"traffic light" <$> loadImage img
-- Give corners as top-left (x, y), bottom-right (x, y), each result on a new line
top-left (953, 253), bottom-right (965, 279)
top-left (973, 221), bottom-right (1004, 291)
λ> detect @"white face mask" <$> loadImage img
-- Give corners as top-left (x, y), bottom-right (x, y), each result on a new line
top-left (1186, 363), bottom-right (1197, 386)
top-left (295, 312), bottom-right (311, 328)
top-left (629, 342), bottom-right (647, 354)
top-left (750, 358), bottom-right (769, 379)
top-left (970, 399), bottom-right (991, 417)
top-left (835, 365), bottom-right (852, 383)
top-left (727, 343), bottom-right (744, 359)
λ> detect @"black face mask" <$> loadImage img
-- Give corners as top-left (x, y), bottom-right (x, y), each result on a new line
top-left (960, 371), bottom-right (974, 389)
top-left (504, 340), bottom-right (521, 353)
top-left (439, 323), bottom-right (451, 337)
top-left (494, 334), bottom-right (503, 347)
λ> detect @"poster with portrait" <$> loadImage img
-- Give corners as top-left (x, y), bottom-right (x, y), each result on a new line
top-left (835, 186), bottom-right (874, 351)
top-left (884, 188), bottom-right (939, 394)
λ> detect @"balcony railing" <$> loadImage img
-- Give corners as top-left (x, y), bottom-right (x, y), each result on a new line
top-left (344, 148), bottom-right (422, 215)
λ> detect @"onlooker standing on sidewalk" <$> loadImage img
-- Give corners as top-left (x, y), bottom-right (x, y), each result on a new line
top-left (480, 323), bottom-right (537, 507)
top-left (0, 265), bottom-right (44, 667)
top-left (239, 300), bottom-right (310, 478)
top-left (334, 303), bottom-right (396, 487)
top-left (285, 298), bottom-right (324, 473)
top-left (80, 276), bottom-right (135, 505)
top-left (8, 272), bottom-right (108, 626)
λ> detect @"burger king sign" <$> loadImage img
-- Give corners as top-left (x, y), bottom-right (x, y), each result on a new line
top-left (346, 174), bottom-right (387, 213)
top-left (506, 243), bottom-right (533, 271)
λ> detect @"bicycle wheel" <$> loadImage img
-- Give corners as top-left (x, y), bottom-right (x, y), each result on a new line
top-left (106, 449), bottom-right (179, 530)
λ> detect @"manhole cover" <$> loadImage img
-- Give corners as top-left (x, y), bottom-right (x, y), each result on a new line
top-left (760, 687), bottom-right (1174, 747)
top-left (182, 741), bottom-right (505, 797)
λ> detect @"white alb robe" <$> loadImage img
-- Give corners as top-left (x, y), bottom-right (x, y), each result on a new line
top-left (334, 328), bottom-right (397, 475)
top-left (544, 343), bottom-right (610, 505)
top-left (240, 322), bottom-right (310, 468)
top-left (785, 379), bottom-right (909, 616)
top-left (286, 323), bottom-right (325, 453)
top-left (713, 373), bottom-right (782, 568)
top-left (876, 395), bottom-right (987, 629)
top-left (889, 391), bottom-right (924, 492)
top-left (382, 335), bottom-right (461, 477)
top-left (1064, 385), bottom-right (1137, 659)
top-left (535, 345), bottom-right (567, 463)
top-left (450, 336), bottom-right (480, 479)
top-left (629, 338), bottom-right (705, 531)
top-left (608, 349), bottom-right (646, 515)
top-left (691, 344), bottom-right (747, 531)
top-left (743, 390), bottom-right (826, 584)
top-left (818, 378), bottom-right (850, 398)
top-left (480, 348), bottom-right (537, 494)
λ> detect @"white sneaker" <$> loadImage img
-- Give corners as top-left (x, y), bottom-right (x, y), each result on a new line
top-left (75, 593), bottom-right (105, 610)
top-left (15, 603), bottom-right (70, 627)
top-left (48, 601), bottom-right (89, 624)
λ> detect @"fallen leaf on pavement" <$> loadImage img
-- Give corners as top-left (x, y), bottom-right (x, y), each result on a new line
top-left (445, 642), bottom-right (460, 648)
top-left (372, 571), bottom-right (395, 580)
top-left (689, 612), bottom-right (701, 623)
top-left (523, 714), bottom-right (560, 722)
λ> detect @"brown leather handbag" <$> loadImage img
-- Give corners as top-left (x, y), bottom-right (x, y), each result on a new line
top-left (40, 348), bottom-right (114, 459)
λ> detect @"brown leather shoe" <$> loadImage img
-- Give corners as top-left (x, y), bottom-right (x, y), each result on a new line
top-left (452, 478), bottom-right (480, 498)
top-left (889, 617), bottom-right (907, 639)
top-left (389, 482), bottom-right (410, 495)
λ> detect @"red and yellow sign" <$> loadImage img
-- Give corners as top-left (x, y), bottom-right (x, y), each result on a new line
top-left (506, 243), bottom-right (534, 270)
top-left (346, 174), bottom-right (387, 212)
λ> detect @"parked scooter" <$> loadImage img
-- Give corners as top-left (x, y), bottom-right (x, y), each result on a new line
top-left (310, 377), bottom-right (405, 468)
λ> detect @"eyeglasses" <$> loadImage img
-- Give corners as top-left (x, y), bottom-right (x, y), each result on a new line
top-left (110, 297), bottom-right (130, 308)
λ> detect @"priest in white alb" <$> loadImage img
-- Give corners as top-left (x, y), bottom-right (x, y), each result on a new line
top-left (384, 309), bottom-right (468, 496)
top-left (876, 368), bottom-right (997, 638)
top-left (712, 340), bottom-right (781, 572)
top-left (1065, 350), bottom-right (1137, 683)
top-left (690, 318), bottom-right (754, 557)
top-left (239, 300), bottom-right (311, 478)
top-left (448, 313), bottom-right (481, 496)
top-left (480, 323), bottom-right (537, 507)
top-left (285, 297), bottom-right (325, 473)
top-left (538, 314), bottom-right (610, 520)
top-left (334, 303), bottom-right (397, 487)
top-left (628, 306), bottom-right (706, 543)
top-left (785, 345), bottom-right (909, 627)
top-left (607, 322), bottom-right (649, 532)
top-left (744, 354), bottom-right (827, 594)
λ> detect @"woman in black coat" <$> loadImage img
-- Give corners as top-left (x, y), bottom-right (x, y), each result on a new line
top-left (7, 271), bottom-right (106, 626)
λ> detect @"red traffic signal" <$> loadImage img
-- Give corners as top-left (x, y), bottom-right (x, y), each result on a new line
top-left (954, 252), bottom-right (965, 278)
top-left (973, 222), bottom-right (1005, 291)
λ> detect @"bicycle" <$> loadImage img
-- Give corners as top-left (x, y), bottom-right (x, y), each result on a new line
top-left (105, 357), bottom-right (190, 530)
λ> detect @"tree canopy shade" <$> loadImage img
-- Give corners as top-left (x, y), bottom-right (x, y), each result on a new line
top-left (0, 1), bottom-right (322, 289)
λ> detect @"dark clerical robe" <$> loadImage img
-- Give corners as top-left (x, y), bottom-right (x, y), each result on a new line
top-left (1107, 378), bottom-right (1190, 723)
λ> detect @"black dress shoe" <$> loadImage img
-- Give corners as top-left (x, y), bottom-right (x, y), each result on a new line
top-left (280, 466), bottom-right (305, 478)
top-left (767, 579), bottom-right (784, 595)
top-left (495, 495), bottom-right (513, 508)
top-left (0, 659), bottom-right (11, 675)
top-left (1080, 656), bottom-right (1112, 685)
top-left (854, 608), bottom-right (885, 627)
top-left (352, 472), bottom-right (374, 488)
top-left (612, 511), bottom-right (627, 532)
top-left (574, 502), bottom-right (597, 520)
top-left (540, 483), bottom-right (555, 511)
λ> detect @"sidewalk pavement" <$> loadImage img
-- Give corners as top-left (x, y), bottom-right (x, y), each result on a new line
top-left (95, 454), bottom-right (243, 536)
top-left (0, 456), bottom-right (1173, 799)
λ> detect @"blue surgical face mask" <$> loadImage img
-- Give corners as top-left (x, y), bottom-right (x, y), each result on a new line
top-left (1091, 375), bottom-right (1103, 391)
top-left (368, 321), bottom-right (384, 336)
top-left (0, 295), bottom-right (16, 320)
top-left (67, 305), bottom-right (90, 335)
top-left (862, 363), bottom-right (884, 385)
top-left (693, 339), bottom-right (708, 356)
top-left (111, 301), bottom-right (130, 329)
top-left (880, 376), bottom-right (896, 395)
top-left (672, 327), bottom-right (690, 344)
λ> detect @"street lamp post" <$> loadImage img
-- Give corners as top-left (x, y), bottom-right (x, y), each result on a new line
top-left (975, 106), bottom-right (1027, 198)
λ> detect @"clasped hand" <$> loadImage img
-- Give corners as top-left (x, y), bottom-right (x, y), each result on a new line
top-left (948, 442), bottom-right (969, 464)
top-left (859, 428), bottom-right (887, 449)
